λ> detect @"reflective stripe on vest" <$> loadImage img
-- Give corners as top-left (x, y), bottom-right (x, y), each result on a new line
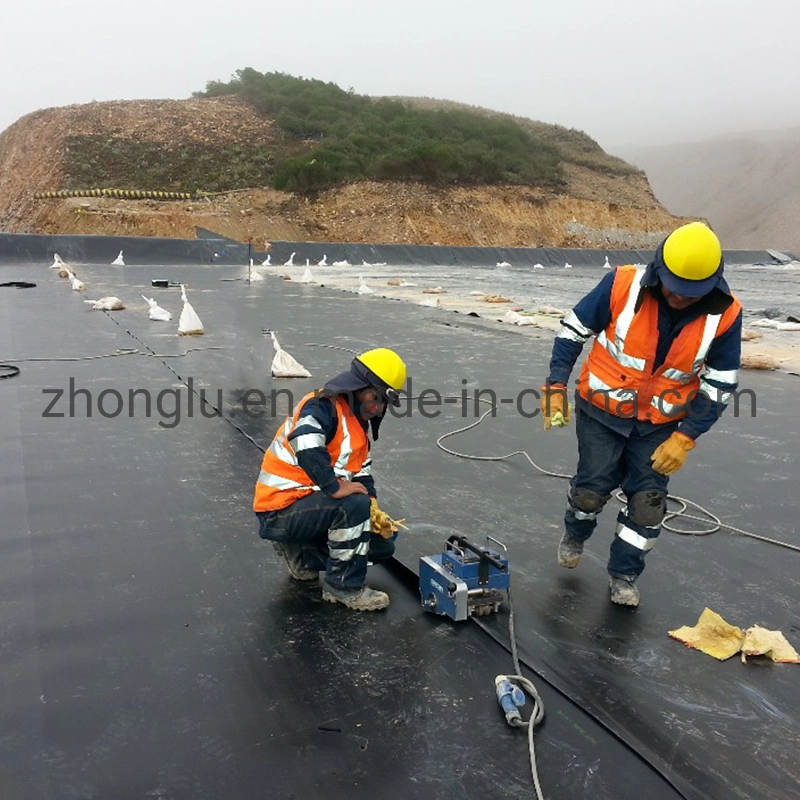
top-left (578, 266), bottom-right (741, 424)
top-left (253, 393), bottom-right (369, 512)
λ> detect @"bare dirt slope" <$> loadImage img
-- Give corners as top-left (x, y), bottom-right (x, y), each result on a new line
top-left (621, 129), bottom-right (800, 255)
top-left (0, 97), bottom-right (687, 247)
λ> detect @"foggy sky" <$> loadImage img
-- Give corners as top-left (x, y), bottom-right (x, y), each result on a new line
top-left (2, 0), bottom-right (799, 156)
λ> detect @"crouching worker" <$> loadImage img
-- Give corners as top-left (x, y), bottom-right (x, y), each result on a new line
top-left (254, 348), bottom-right (407, 612)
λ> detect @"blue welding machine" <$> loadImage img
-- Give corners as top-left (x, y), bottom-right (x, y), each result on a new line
top-left (419, 535), bottom-right (509, 621)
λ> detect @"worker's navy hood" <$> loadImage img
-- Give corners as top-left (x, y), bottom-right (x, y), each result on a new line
top-left (650, 240), bottom-right (731, 298)
top-left (320, 358), bottom-right (395, 440)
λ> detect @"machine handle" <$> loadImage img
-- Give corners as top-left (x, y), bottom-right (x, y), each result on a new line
top-left (447, 535), bottom-right (507, 572)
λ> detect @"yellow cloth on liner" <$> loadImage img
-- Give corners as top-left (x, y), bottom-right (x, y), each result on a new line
top-left (740, 626), bottom-right (800, 664)
top-left (668, 608), bottom-right (745, 660)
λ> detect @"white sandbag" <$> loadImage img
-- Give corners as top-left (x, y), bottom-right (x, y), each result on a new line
top-left (536, 305), bottom-right (567, 317)
top-left (533, 263), bottom-right (544, 269)
top-left (283, 251), bottom-right (296, 267)
top-left (775, 321), bottom-right (800, 331)
top-left (112, 250), bottom-right (125, 266)
top-left (247, 260), bottom-right (264, 282)
top-left (496, 261), bottom-right (512, 267)
top-left (50, 253), bottom-right (65, 269)
top-left (750, 318), bottom-right (800, 331)
top-left (178, 284), bottom-right (204, 335)
top-left (318, 254), bottom-right (328, 266)
top-left (269, 331), bottom-right (311, 378)
top-left (68, 271), bottom-right (86, 292)
top-left (503, 310), bottom-right (537, 326)
top-left (603, 256), bottom-right (612, 269)
top-left (299, 268), bottom-right (314, 283)
top-left (261, 255), bottom-right (272, 266)
top-left (332, 259), bottom-right (350, 267)
top-left (84, 296), bottom-right (125, 310)
top-left (357, 275), bottom-right (373, 295)
top-left (142, 295), bottom-right (172, 321)
top-left (418, 297), bottom-right (440, 308)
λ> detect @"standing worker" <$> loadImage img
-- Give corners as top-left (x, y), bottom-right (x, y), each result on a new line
top-left (540, 222), bottom-right (742, 607)
top-left (254, 348), bottom-right (407, 611)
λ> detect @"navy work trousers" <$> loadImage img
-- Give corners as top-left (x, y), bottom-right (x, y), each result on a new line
top-left (566, 405), bottom-right (674, 578)
top-left (257, 491), bottom-right (395, 590)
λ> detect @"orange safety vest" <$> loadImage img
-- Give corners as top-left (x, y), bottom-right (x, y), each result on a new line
top-left (578, 266), bottom-right (741, 424)
top-left (253, 392), bottom-right (369, 512)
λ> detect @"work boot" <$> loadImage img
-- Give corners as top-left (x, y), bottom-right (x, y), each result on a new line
top-left (609, 576), bottom-right (640, 607)
top-left (557, 533), bottom-right (584, 568)
top-left (322, 584), bottom-right (390, 611)
top-left (272, 542), bottom-right (319, 581)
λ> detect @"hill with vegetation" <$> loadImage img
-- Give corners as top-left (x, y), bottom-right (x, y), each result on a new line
top-left (0, 69), bottom-right (686, 246)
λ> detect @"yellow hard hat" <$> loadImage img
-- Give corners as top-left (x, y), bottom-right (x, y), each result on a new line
top-left (356, 348), bottom-right (407, 392)
top-left (660, 222), bottom-right (723, 297)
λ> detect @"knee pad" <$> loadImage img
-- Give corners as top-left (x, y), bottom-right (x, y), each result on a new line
top-left (570, 487), bottom-right (608, 514)
top-left (627, 491), bottom-right (667, 527)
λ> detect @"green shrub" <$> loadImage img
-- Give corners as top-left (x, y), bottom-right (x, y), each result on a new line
top-left (195, 69), bottom-right (566, 191)
top-left (65, 71), bottom-right (631, 195)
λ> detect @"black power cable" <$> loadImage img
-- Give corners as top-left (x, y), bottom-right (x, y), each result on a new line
top-left (0, 281), bottom-right (36, 378)
top-left (0, 364), bottom-right (21, 379)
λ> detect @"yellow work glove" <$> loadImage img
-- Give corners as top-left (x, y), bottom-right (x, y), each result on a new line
top-left (651, 431), bottom-right (696, 476)
top-left (540, 383), bottom-right (571, 431)
top-left (370, 498), bottom-right (405, 539)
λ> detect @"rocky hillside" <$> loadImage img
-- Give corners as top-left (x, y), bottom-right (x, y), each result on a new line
top-left (0, 96), bottom-right (687, 247)
top-left (621, 129), bottom-right (800, 255)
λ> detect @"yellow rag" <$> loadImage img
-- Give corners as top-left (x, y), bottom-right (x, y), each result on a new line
top-left (669, 608), bottom-right (800, 664)
top-left (668, 608), bottom-right (745, 660)
top-left (741, 626), bottom-right (800, 663)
